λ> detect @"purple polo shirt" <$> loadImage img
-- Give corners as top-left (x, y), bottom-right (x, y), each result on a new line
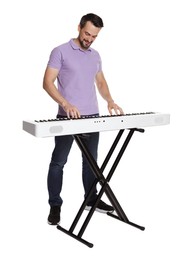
top-left (47, 39), bottom-right (102, 116)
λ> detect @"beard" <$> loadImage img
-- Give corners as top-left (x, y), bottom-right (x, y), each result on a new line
top-left (78, 37), bottom-right (92, 50)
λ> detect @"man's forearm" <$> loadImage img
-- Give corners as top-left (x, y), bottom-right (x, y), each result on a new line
top-left (43, 81), bottom-right (67, 108)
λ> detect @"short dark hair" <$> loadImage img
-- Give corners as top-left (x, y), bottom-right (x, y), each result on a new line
top-left (79, 13), bottom-right (104, 29)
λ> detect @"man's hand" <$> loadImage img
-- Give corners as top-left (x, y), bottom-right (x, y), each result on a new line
top-left (62, 101), bottom-right (81, 118)
top-left (107, 100), bottom-right (124, 115)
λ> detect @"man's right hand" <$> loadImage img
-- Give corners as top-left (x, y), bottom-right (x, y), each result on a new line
top-left (62, 101), bottom-right (81, 118)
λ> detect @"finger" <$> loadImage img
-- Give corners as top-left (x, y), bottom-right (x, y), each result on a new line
top-left (118, 107), bottom-right (124, 115)
top-left (67, 109), bottom-right (75, 119)
top-left (73, 109), bottom-right (81, 118)
top-left (71, 109), bottom-right (81, 119)
top-left (76, 110), bottom-right (81, 118)
top-left (114, 108), bottom-right (119, 115)
top-left (111, 105), bottom-right (120, 115)
top-left (108, 107), bottom-right (113, 115)
top-left (66, 110), bottom-right (70, 118)
top-left (114, 105), bottom-right (124, 115)
top-left (71, 110), bottom-right (77, 118)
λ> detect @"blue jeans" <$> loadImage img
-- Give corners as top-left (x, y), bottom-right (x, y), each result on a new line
top-left (47, 129), bottom-right (99, 207)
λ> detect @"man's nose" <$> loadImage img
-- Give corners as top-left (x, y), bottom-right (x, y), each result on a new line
top-left (87, 36), bottom-right (93, 42)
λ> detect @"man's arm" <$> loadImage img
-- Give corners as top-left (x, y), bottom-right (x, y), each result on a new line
top-left (43, 67), bottom-right (80, 118)
top-left (95, 71), bottom-right (124, 115)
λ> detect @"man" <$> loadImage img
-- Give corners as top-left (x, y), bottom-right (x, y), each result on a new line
top-left (43, 13), bottom-right (124, 225)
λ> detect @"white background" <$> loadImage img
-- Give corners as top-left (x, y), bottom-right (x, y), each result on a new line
top-left (1, 0), bottom-right (189, 258)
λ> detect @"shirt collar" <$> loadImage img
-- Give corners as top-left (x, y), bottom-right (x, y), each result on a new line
top-left (70, 39), bottom-right (92, 52)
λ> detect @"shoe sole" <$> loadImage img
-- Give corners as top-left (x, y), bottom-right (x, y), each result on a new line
top-left (47, 220), bottom-right (60, 225)
top-left (85, 206), bottom-right (114, 214)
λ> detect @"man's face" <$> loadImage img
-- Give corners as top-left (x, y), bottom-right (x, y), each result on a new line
top-left (77, 21), bottom-right (101, 50)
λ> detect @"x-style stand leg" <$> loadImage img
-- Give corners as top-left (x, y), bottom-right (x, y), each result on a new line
top-left (57, 128), bottom-right (145, 247)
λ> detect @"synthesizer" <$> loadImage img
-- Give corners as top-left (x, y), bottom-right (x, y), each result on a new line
top-left (22, 112), bottom-right (170, 138)
top-left (23, 112), bottom-right (170, 137)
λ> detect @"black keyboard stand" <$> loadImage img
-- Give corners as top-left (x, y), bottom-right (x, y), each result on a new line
top-left (57, 128), bottom-right (145, 247)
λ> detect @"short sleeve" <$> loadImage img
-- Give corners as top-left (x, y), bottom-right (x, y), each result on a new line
top-left (98, 55), bottom-right (102, 72)
top-left (47, 47), bottom-right (63, 70)
top-left (94, 49), bottom-right (102, 73)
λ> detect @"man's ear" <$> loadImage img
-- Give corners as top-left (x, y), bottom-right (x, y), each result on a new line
top-left (77, 24), bottom-right (81, 33)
